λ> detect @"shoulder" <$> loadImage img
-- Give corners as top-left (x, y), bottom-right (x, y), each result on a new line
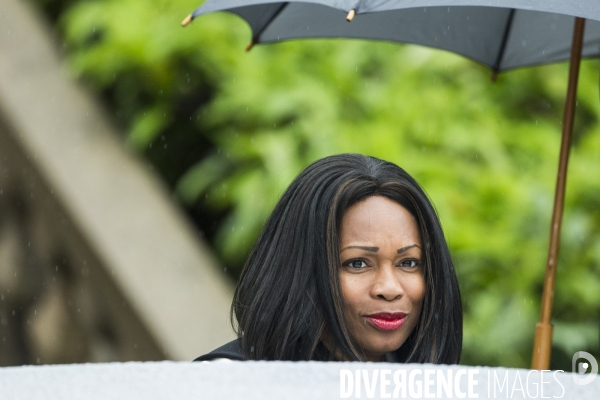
top-left (194, 339), bottom-right (245, 362)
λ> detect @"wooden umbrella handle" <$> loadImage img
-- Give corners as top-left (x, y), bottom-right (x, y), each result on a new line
top-left (531, 17), bottom-right (586, 371)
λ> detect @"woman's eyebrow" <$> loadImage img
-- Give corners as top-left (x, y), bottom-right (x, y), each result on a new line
top-left (340, 244), bottom-right (421, 253)
top-left (397, 244), bottom-right (421, 254)
top-left (340, 245), bottom-right (379, 252)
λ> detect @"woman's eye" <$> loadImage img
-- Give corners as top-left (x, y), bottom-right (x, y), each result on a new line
top-left (344, 259), bottom-right (368, 269)
top-left (400, 259), bottom-right (420, 268)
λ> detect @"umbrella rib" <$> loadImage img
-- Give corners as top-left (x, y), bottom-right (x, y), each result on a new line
top-left (246, 3), bottom-right (290, 51)
top-left (491, 8), bottom-right (516, 80)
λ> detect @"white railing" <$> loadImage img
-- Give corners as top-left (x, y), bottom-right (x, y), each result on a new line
top-left (0, 362), bottom-right (598, 399)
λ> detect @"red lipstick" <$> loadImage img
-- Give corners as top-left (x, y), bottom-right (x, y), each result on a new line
top-left (365, 312), bottom-right (407, 331)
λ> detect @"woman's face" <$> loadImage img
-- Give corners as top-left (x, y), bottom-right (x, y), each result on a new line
top-left (338, 195), bottom-right (425, 361)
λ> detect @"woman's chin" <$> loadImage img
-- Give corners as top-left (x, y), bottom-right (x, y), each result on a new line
top-left (360, 337), bottom-right (407, 360)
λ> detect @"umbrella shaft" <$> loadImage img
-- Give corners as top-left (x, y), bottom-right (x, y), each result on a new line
top-left (532, 17), bottom-right (586, 371)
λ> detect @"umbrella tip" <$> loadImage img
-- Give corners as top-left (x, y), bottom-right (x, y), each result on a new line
top-left (181, 14), bottom-right (193, 27)
top-left (245, 41), bottom-right (255, 52)
top-left (346, 9), bottom-right (356, 22)
top-left (491, 70), bottom-right (498, 83)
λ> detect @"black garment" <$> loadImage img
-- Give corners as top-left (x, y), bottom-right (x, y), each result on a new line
top-left (194, 339), bottom-right (245, 361)
top-left (194, 339), bottom-right (338, 361)
top-left (194, 339), bottom-right (398, 362)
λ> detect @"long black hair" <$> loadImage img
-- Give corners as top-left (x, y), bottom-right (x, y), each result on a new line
top-left (232, 153), bottom-right (462, 363)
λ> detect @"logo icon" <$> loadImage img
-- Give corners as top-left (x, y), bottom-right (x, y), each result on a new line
top-left (572, 351), bottom-right (598, 386)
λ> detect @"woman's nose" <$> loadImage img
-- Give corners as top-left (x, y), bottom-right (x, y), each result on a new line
top-left (370, 263), bottom-right (404, 301)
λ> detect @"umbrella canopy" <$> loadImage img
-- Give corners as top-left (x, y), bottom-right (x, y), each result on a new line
top-left (182, 0), bottom-right (599, 370)
top-left (185, 1), bottom-right (600, 73)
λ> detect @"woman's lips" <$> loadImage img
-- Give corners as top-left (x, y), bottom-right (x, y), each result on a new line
top-left (365, 312), bottom-right (407, 331)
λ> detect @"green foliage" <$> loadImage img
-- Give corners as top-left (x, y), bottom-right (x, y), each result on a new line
top-left (34, 0), bottom-right (600, 369)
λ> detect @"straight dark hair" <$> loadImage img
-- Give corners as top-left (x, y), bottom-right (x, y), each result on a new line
top-left (232, 153), bottom-right (462, 363)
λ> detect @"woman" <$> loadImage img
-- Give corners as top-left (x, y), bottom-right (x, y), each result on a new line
top-left (196, 154), bottom-right (462, 363)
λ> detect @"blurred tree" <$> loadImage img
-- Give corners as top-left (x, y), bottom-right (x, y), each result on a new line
top-left (32, 0), bottom-right (600, 369)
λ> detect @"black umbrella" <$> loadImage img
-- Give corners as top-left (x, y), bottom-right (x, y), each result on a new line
top-left (182, 0), bottom-right (600, 370)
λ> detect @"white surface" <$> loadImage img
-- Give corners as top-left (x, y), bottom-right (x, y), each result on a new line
top-left (0, 361), bottom-right (598, 399)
